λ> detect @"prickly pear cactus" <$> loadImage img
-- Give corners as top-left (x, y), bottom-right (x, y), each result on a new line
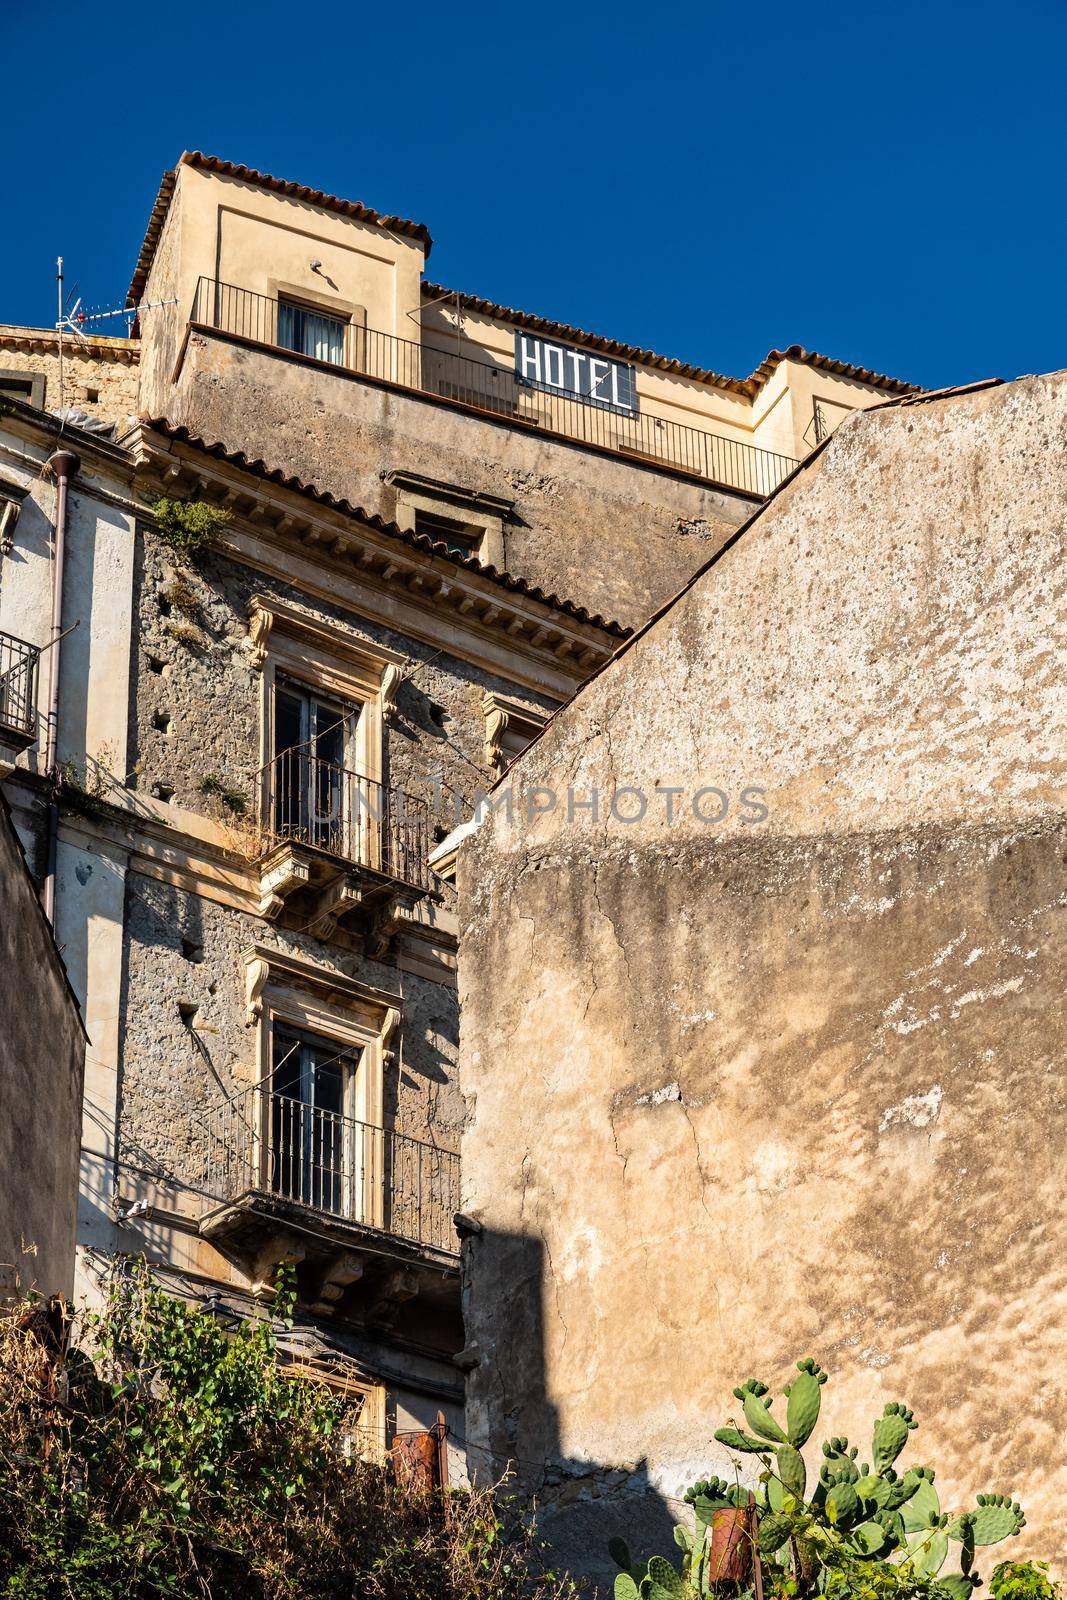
top-left (613, 1359), bottom-right (1029, 1599)
top-left (733, 1379), bottom-right (789, 1444)
top-left (952, 1495), bottom-right (1026, 1546)
top-left (783, 1358), bottom-right (827, 1447)
top-left (872, 1402), bottom-right (918, 1473)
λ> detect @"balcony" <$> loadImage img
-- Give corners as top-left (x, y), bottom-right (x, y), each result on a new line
top-left (0, 630), bottom-right (40, 775)
top-left (254, 751), bottom-right (433, 946)
top-left (194, 1080), bottom-right (460, 1316)
top-left (190, 277), bottom-right (798, 499)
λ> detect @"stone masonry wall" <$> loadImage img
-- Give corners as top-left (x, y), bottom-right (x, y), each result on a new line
top-left (117, 871), bottom-right (462, 1193)
top-left (131, 525), bottom-right (555, 835)
top-left (119, 521), bottom-right (551, 1217)
top-left (0, 794), bottom-right (85, 1300)
top-left (0, 329), bottom-right (139, 425)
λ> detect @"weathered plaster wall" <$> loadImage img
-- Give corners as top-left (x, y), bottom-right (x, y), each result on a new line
top-left (0, 793), bottom-right (85, 1300)
top-left (457, 373), bottom-right (1067, 1576)
top-left (161, 334), bottom-right (751, 629)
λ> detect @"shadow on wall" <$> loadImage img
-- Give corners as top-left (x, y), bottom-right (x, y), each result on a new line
top-left (464, 1228), bottom-right (680, 1595)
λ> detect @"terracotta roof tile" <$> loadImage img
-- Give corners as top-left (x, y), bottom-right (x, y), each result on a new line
top-left (423, 283), bottom-right (922, 399)
top-left (423, 282), bottom-right (749, 393)
top-left (139, 418), bottom-right (629, 640)
top-left (128, 153), bottom-right (432, 307)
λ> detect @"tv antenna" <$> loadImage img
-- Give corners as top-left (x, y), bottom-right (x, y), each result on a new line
top-left (54, 256), bottom-right (177, 410)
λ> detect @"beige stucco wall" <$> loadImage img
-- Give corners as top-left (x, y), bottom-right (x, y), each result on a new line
top-left (420, 300), bottom-right (896, 463)
top-left (139, 162), bottom-right (425, 384)
top-left (457, 372), bottom-right (1067, 1580)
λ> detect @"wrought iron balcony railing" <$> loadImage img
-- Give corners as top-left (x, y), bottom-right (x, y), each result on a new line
top-left (190, 276), bottom-right (798, 499)
top-left (260, 749), bottom-right (432, 893)
top-left (0, 630), bottom-right (40, 744)
top-left (196, 1081), bottom-right (460, 1257)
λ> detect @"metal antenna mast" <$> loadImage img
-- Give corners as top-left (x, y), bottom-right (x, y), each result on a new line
top-left (56, 257), bottom-right (64, 412)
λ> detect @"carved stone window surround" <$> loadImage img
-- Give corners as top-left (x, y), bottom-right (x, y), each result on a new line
top-left (480, 689), bottom-right (548, 773)
top-left (242, 942), bottom-right (401, 1137)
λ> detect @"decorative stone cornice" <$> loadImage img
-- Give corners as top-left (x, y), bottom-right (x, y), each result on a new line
top-left (122, 422), bottom-right (625, 695)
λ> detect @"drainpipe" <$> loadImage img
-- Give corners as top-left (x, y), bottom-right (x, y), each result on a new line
top-left (41, 448), bottom-right (79, 924)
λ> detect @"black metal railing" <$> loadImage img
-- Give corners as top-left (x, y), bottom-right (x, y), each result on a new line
top-left (0, 630), bottom-right (40, 742)
top-left (195, 1082), bottom-right (460, 1256)
top-left (259, 749), bottom-right (432, 892)
top-left (191, 277), bottom-right (798, 498)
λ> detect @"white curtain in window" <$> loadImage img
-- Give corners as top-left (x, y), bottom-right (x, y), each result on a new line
top-left (278, 300), bottom-right (345, 365)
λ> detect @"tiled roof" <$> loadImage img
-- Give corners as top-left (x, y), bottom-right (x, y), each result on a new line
top-left (140, 418), bottom-right (629, 639)
top-left (423, 283), bottom-right (922, 398)
top-left (127, 153), bottom-right (433, 307)
top-left (748, 345), bottom-right (919, 397)
top-left (422, 282), bottom-right (749, 393)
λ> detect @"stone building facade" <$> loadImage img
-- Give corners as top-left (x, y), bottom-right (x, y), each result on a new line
top-left (0, 152), bottom-right (917, 1476)
top-left (0, 391), bottom-right (617, 1464)
top-left (456, 373), bottom-right (1066, 1571)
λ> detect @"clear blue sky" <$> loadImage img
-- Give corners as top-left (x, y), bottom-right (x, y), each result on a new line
top-left (2, 0), bottom-right (1065, 391)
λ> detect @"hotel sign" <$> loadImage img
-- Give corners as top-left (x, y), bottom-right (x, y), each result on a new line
top-left (515, 333), bottom-right (638, 416)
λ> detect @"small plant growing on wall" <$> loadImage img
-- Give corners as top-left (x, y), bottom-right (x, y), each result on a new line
top-left (148, 494), bottom-right (230, 562)
top-left (198, 773), bottom-right (248, 816)
top-left (166, 619), bottom-right (205, 651)
top-left (161, 572), bottom-right (202, 617)
top-left (609, 1359), bottom-right (1038, 1600)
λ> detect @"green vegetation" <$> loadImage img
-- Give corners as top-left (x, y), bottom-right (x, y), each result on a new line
top-left (148, 495), bottom-right (230, 562)
top-left (0, 1265), bottom-right (575, 1600)
top-left (197, 773), bottom-right (248, 816)
top-left (609, 1359), bottom-right (1047, 1600)
top-left (160, 573), bottom-right (202, 617)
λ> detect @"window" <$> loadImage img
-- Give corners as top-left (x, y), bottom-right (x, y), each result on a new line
top-left (277, 299), bottom-right (346, 365)
top-left (269, 1023), bottom-right (362, 1216)
top-left (413, 509), bottom-right (483, 560)
top-left (0, 369), bottom-right (45, 409)
top-left (386, 471), bottom-right (512, 570)
top-left (272, 677), bottom-right (363, 857)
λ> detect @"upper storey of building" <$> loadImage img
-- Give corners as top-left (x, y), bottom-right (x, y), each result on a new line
top-left (6, 151), bottom-right (916, 629)
top-left (132, 152), bottom-right (917, 478)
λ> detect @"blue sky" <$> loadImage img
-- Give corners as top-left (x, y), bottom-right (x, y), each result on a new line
top-left (2, 0), bottom-right (1065, 391)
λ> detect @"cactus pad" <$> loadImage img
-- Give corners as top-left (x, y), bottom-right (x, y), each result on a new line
top-left (902, 1471), bottom-right (941, 1532)
top-left (826, 1480), bottom-right (859, 1527)
top-left (614, 1576), bottom-right (640, 1600)
top-left (908, 1527), bottom-right (949, 1577)
top-left (735, 1379), bottom-right (788, 1444)
top-left (646, 1556), bottom-right (685, 1595)
top-left (957, 1495), bottom-right (1025, 1546)
top-left (854, 1473), bottom-right (894, 1511)
top-left (776, 1442), bottom-right (807, 1499)
top-left (714, 1425), bottom-right (767, 1454)
top-left (850, 1520), bottom-right (888, 1555)
top-left (609, 1538), bottom-right (633, 1572)
top-left (872, 1403), bottom-right (918, 1473)
top-left (758, 1513), bottom-right (792, 1555)
top-left (785, 1359), bottom-right (827, 1447)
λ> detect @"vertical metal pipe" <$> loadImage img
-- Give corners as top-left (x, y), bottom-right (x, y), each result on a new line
top-left (41, 448), bottom-right (80, 924)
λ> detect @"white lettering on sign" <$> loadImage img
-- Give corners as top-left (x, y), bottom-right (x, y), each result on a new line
top-left (514, 332), bottom-right (638, 415)
top-left (518, 335), bottom-right (541, 384)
